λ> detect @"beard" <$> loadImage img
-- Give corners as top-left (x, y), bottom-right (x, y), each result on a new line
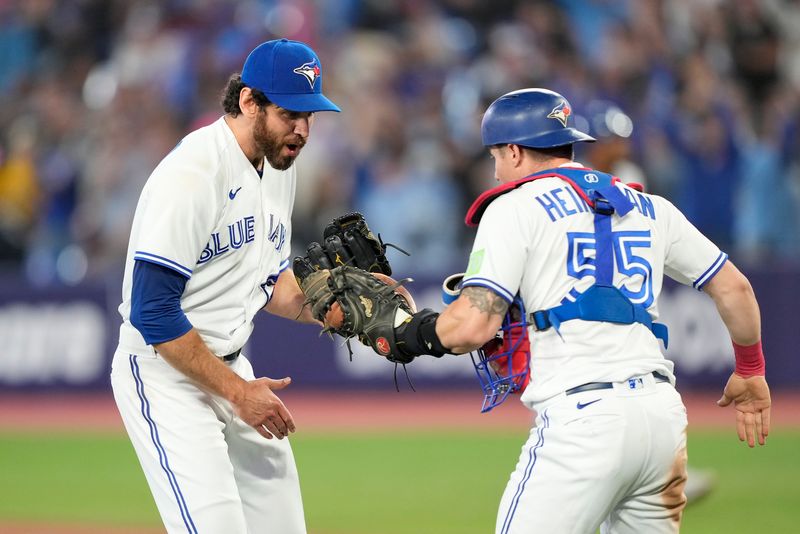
top-left (253, 114), bottom-right (305, 171)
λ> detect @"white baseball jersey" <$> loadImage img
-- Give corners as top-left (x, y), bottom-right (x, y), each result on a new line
top-left (462, 163), bottom-right (726, 405)
top-left (117, 115), bottom-right (294, 357)
top-left (111, 116), bottom-right (306, 533)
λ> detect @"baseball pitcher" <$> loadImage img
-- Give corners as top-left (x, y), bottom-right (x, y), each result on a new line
top-left (110, 39), bottom-right (339, 533)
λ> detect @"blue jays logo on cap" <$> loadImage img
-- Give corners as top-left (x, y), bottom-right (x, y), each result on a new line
top-left (547, 101), bottom-right (571, 127)
top-left (241, 39), bottom-right (340, 113)
top-left (293, 61), bottom-right (320, 89)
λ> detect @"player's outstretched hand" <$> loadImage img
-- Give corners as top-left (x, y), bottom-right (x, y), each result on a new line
top-left (717, 373), bottom-right (771, 447)
top-left (233, 377), bottom-right (296, 440)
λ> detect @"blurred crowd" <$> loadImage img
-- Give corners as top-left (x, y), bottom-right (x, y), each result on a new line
top-left (1, 0), bottom-right (799, 285)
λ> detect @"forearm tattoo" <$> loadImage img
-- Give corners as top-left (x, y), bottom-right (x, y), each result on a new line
top-left (462, 286), bottom-right (510, 317)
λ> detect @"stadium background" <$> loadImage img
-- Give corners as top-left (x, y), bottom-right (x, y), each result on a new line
top-left (0, 0), bottom-right (799, 532)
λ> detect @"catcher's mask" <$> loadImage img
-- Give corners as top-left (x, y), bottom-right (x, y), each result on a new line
top-left (470, 296), bottom-right (531, 413)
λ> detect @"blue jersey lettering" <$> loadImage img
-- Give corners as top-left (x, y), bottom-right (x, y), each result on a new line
top-left (197, 215), bottom-right (257, 265)
top-left (622, 189), bottom-right (656, 220)
top-left (636, 193), bottom-right (655, 220)
top-left (566, 230), bottom-right (654, 307)
top-left (552, 188), bottom-right (578, 216)
top-left (229, 219), bottom-right (245, 249)
top-left (536, 191), bottom-right (565, 221)
top-left (211, 233), bottom-right (229, 256)
top-left (536, 187), bottom-right (588, 222)
top-left (268, 214), bottom-right (287, 252)
top-left (564, 186), bottom-right (589, 213)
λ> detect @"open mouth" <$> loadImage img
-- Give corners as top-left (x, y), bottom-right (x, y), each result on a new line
top-left (285, 143), bottom-right (303, 156)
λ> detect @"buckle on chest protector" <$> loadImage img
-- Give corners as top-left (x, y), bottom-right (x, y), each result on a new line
top-left (592, 197), bottom-right (615, 215)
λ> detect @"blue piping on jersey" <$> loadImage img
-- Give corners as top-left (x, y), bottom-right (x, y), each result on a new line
top-left (134, 251), bottom-right (193, 278)
top-left (460, 277), bottom-right (515, 303)
top-left (130, 355), bottom-right (198, 533)
top-left (693, 252), bottom-right (728, 290)
top-left (500, 408), bottom-right (550, 534)
top-left (279, 258), bottom-right (290, 273)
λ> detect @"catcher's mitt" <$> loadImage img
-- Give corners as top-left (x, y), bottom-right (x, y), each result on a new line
top-left (298, 265), bottom-right (418, 363)
top-left (294, 213), bottom-right (407, 287)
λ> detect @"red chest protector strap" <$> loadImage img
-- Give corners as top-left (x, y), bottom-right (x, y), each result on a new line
top-left (465, 167), bottom-right (621, 227)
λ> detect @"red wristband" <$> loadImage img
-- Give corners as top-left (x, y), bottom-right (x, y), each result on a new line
top-left (733, 340), bottom-right (765, 377)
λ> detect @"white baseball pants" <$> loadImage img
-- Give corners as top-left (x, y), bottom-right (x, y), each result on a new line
top-left (111, 349), bottom-right (306, 534)
top-left (497, 373), bottom-right (688, 534)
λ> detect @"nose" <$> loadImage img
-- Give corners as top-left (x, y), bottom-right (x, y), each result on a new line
top-left (294, 117), bottom-right (310, 138)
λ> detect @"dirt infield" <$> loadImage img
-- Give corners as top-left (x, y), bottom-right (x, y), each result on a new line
top-left (0, 523), bottom-right (164, 534)
top-left (0, 389), bottom-right (798, 433)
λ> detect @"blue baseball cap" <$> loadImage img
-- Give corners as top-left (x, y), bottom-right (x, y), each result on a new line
top-left (241, 38), bottom-right (340, 113)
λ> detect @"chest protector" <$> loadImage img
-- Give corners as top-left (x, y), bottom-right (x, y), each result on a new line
top-left (466, 167), bottom-right (668, 348)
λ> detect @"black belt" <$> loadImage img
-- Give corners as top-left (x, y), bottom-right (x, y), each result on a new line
top-left (565, 371), bottom-right (670, 396)
top-left (223, 349), bottom-right (241, 362)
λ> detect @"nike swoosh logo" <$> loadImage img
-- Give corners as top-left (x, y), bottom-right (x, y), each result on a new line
top-left (576, 398), bottom-right (602, 410)
top-left (228, 187), bottom-right (242, 200)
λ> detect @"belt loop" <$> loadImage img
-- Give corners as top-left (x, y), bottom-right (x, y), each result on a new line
top-left (652, 371), bottom-right (670, 383)
top-left (223, 349), bottom-right (241, 362)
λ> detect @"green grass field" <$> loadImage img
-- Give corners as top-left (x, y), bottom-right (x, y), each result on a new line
top-left (0, 429), bottom-right (797, 533)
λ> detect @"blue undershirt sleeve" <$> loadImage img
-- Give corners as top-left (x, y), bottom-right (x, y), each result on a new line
top-left (130, 260), bottom-right (193, 345)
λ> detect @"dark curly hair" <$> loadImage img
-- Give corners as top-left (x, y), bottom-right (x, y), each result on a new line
top-left (221, 73), bottom-right (272, 116)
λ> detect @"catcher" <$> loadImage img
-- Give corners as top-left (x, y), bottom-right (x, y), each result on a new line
top-left (299, 89), bottom-right (770, 534)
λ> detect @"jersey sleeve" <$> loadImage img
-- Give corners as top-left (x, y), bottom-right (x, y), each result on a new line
top-left (132, 166), bottom-right (218, 279)
top-left (130, 260), bottom-right (193, 344)
top-left (461, 194), bottom-right (530, 303)
top-left (660, 198), bottom-right (727, 290)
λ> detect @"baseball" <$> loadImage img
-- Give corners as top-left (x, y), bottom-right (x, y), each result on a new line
top-left (371, 272), bottom-right (417, 312)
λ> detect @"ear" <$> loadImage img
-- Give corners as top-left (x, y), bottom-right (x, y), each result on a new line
top-left (238, 87), bottom-right (259, 117)
top-left (508, 144), bottom-right (525, 168)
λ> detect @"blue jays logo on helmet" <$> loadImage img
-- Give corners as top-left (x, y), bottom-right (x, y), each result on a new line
top-left (547, 100), bottom-right (571, 127)
top-left (293, 61), bottom-right (320, 89)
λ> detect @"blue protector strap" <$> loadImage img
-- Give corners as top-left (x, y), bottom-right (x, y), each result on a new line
top-left (593, 207), bottom-right (614, 285)
top-left (541, 286), bottom-right (668, 348)
top-left (592, 186), bottom-right (634, 284)
top-left (130, 260), bottom-right (193, 345)
top-left (531, 176), bottom-right (669, 348)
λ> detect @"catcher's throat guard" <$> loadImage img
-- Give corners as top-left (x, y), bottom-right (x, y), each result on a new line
top-left (471, 296), bottom-right (531, 413)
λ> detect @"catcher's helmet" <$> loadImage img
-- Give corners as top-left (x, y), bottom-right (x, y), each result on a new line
top-left (481, 88), bottom-right (596, 148)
